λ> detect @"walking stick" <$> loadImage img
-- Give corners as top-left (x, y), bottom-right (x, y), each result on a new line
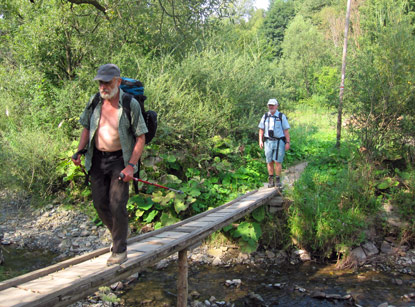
top-left (119, 173), bottom-right (184, 194)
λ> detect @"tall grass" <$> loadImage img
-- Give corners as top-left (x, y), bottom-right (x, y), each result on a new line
top-left (285, 105), bottom-right (381, 258)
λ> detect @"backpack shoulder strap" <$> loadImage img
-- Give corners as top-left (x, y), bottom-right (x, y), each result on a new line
top-left (121, 93), bottom-right (133, 125)
top-left (121, 93), bottom-right (141, 194)
top-left (87, 93), bottom-right (101, 111)
top-left (279, 112), bottom-right (284, 130)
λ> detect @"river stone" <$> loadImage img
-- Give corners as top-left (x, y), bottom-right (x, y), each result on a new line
top-left (381, 241), bottom-right (394, 254)
top-left (189, 290), bottom-right (200, 299)
top-left (311, 291), bottom-right (326, 298)
top-left (208, 248), bottom-right (223, 258)
top-left (350, 247), bottom-right (367, 264)
top-left (248, 292), bottom-right (265, 303)
top-left (298, 249), bottom-right (311, 261)
top-left (212, 257), bottom-right (222, 266)
top-left (265, 250), bottom-right (275, 259)
top-left (362, 242), bottom-right (379, 257)
top-left (377, 303), bottom-right (388, 307)
top-left (325, 293), bottom-right (342, 299)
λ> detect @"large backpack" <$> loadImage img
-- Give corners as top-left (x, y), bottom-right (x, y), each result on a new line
top-left (119, 77), bottom-right (157, 144)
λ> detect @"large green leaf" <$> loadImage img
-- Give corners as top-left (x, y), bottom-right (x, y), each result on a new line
top-left (152, 191), bottom-right (175, 206)
top-left (135, 209), bottom-right (145, 218)
top-left (174, 198), bottom-right (188, 214)
top-left (160, 212), bottom-right (180, 226)
top-left (239, 238), bottom-right (258, 253)
top-left (252, 207), bottom-right (265, 222)
top-left (143, 210), bottom-right (158, 223)
top-left (233, 221), bottom-right (262, 241)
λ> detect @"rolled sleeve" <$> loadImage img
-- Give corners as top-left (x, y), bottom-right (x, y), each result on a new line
top-left (282, 114), bottom-right (290, 130)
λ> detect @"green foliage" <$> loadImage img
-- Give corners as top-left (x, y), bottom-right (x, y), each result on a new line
top-left (126, 138), bottom-right (266, 232)
top-left (98, 287), bottom-right (120, 304)
top-left (279, 14), bottom-right (333, 101)
top-left (288, 159), bottom-right (381, 257)
top-left (347, 0), bottom-right (415, 162)
top-left (260, 0), bottom-right (296, 56)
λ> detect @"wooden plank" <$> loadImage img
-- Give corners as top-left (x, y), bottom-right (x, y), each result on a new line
top-left (128, 242), bottom-right (162, 253)
top-left (0, 287), bottom-right (47, 307)
top-left (49, 255), bottom-right (109, 280)
top-left (169, 227), bottom-right (196, 233)
top-left (201, 213), bottom-right (230, 218)
top-left (194, 216), bottom-right (227, 222)
top-left (184, 221), bottom-right (211, 227)
top-left (153, 231), bottom-right (188, 239)
top-left (140, 237), bottom-right (175, 245)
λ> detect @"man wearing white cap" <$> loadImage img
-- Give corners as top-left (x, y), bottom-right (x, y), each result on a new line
top-left (258, 99), bottom-right (290, 189)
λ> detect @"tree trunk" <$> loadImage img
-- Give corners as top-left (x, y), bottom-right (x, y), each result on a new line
top-left (336, 0), bottom-right (352, 148)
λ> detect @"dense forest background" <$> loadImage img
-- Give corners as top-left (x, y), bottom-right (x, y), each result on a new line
top-left (0, 0), bottom-right (414, 258)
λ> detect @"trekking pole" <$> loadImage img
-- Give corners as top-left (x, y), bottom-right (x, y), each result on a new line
top-left (119, 173), bottom-right (184, 194)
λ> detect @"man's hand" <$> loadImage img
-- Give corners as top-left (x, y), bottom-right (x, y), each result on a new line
top-left (120, 165), bottom-right (134, 182)
top-left (259, 140), bottom-right (264, 149)
top-left (285, 142), bottom-right (290, 151)
top-left (72, 153), bottom-right (82, 166)
top-left (71, 149), bottom-right (87, 166)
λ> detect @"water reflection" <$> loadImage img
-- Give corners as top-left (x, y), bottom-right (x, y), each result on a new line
top-left (121, 262), bottom-right (415, 306)
top-left (0, 245), bottom-right (58, 282)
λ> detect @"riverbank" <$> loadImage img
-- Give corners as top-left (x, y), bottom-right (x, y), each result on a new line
top-left (2, 189), bottom-right (415, 306)
top-left (1, 161), bottom-right (415, 306)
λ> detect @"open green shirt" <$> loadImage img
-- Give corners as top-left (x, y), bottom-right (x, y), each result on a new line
top-left (79, 89), bottom-right (148, 172)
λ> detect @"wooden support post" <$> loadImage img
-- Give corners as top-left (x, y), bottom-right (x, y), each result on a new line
top-left (177, 248), bottom-right (188, 307)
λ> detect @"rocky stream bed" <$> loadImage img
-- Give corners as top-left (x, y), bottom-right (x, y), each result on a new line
top-left (1, 162), bottom-right (415, 306)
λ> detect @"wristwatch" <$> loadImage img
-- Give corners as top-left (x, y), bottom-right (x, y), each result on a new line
top-left (128, 163), bottom-right (135, 167)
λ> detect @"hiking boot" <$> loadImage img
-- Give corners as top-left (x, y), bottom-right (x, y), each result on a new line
top-left (107, 251), bottom-right (127, 266)
top-left (275, 176), bottom-right (282, 190)
top-left (268, 176), bottom-right (274, 188)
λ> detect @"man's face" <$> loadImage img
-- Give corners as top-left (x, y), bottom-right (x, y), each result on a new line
top-left (268, 104), bottom-right (277, 113)
top-left (99, 78), bottom-right (120, 100)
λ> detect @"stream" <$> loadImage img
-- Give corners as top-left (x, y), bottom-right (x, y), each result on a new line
top-left (1, 245), bottom-right (415, 306)
top-left (0, 245), bottom-right (58, 282)
top-left (120, 261), bottom-right (415, 306)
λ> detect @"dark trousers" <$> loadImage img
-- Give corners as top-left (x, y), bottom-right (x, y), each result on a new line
top-left (90, 148), bottom-right (129, 253)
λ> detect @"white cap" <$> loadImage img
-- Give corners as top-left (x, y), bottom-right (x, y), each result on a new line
top-left (267, 98), bottom-right (278, 106)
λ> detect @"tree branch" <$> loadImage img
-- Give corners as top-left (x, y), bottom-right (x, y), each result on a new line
top-left (64, 0), bottom-right (107, 15)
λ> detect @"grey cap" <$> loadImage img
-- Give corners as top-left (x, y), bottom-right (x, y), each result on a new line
top-left (267, 98), bottom-right (278, 106)
top-left (93, 64), bottom-right (120, 82)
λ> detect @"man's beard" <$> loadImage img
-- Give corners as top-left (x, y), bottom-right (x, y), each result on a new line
top-left (100, 85), bottom-right (119, 100)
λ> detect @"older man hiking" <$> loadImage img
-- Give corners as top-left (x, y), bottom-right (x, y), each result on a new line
top-left (72, 64), bottom-right (148, 265)
top-left (258, 98), bottom-right (290, 189)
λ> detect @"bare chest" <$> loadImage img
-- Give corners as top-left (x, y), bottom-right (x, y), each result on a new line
top-left (95, 103), bottom-right (121, 151)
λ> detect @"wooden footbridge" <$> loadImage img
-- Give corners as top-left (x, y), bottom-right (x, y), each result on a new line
top-left (0, 187), bottom-right (283, 307)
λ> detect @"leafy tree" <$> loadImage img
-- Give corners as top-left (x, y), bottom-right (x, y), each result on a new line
top-left (279, 14), bottom-right (332, 101)
top-left (347, 0), bottom-right (415, 161)
top-left (260, 0), bottom-right (296, 56)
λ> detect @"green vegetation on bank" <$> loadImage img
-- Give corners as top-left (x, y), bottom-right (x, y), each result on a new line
top-left (0, 0), bottom-right (414, 258)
